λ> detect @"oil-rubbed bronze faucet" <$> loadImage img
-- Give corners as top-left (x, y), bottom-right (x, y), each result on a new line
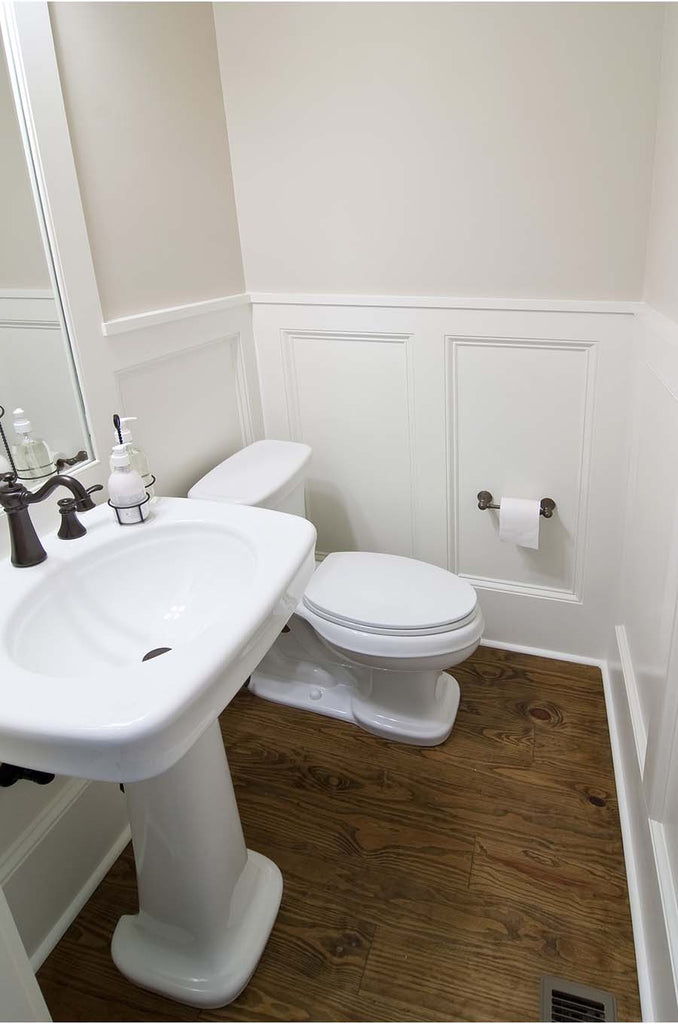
top-left (0, 472), bottom-right (101, 567)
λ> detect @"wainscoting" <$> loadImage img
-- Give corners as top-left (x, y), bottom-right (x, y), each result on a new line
top-left (609, 305), bottom-right (678, 1021)
top-left (0, 290), bottom-right (86, 457)
top-left (252, 296), bottom-right (633, 658)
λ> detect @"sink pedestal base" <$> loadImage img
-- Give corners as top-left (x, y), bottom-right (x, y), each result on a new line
top-left (111, 720), bottom-right (282, 1009)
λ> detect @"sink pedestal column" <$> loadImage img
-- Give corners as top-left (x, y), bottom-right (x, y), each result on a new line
top-left (111, 720), bottom-right (282, 1008)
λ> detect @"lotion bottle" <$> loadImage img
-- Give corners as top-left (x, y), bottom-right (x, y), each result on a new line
top-left (107, 444), bottom-right (150, 524)
top-left (12, 408), bottom-right (55, 481)
top-left (113, 416), bottom-right (155, 497)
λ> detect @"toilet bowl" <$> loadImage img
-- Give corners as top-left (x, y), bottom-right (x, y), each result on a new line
top-left (189, 441), bottom-right (484, 746)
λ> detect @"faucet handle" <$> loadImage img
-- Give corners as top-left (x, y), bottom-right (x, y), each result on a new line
top-left (57, 485), bottom-right (103, 540)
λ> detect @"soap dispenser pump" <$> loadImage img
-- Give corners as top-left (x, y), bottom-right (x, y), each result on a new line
top-left (107, 444), bottom-right (150, 525)
top-left (112, 414), bottom-right (155, 497)
top-left (12, 408), bottom-right (55, 481)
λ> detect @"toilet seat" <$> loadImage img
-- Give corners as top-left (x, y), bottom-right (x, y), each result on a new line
top-left (303, 551), bottom-right (478, 636)
top-left (298, 599), bottom-right (484, 661)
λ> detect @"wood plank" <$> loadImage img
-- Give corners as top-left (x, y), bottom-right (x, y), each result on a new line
top-left (38, 648), bottom-right (640, 1022)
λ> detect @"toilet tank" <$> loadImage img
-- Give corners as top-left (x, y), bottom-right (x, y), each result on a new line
top-left (188, 440), bottom-right (312, 517)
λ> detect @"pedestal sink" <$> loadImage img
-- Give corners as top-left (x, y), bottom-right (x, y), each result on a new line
top-left (0, 497), bottom-right (316, 1007)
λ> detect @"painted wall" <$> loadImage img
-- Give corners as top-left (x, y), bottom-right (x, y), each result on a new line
top-left (215, 2), bottom-right (661, 299)
top-left (0, 46), bottom-right (49, 290)
top-left (644, 6), bottom-right (678, 323)
top-left (50, 1), bottom-right (245, 322)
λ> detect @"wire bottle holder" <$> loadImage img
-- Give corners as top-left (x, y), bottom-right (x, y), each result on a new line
top-left (107, 475), bottom-right (156, 525)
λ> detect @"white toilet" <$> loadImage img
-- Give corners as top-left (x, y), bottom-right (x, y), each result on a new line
top-left (189, 440), bottom-right (484, 746)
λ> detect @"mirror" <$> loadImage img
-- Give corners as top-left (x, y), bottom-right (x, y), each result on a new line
top-left (0, 39), bottom-right (90, 483)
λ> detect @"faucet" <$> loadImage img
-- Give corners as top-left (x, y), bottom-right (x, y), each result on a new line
top-left (0, 473), bottom-right (101, 568)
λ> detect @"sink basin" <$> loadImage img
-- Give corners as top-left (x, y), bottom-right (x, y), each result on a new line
top-left (0, 496), bottom-right (316, 782)
top-left (0, 495), bottom-right (316, 1008)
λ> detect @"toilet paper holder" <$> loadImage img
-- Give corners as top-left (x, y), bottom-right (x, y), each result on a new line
top-left (477, 491), bottom-right (556, 518)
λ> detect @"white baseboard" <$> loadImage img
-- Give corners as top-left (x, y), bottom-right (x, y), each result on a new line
top-left (615, 624), bottom-right (648, 771)
top-left (29, 820), bottom-right (130, 970)
top-left (601, 660), bottom-right (658, 1022)
top-left (0, 779), bottom-right (129, 967)
top-left (482, 635), bottom-right (675, 1020)
top-left (479, 636), bottom-right (602, 667)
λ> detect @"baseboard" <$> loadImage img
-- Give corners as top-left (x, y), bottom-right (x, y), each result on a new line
top-left (0, 779), bottom-right (129, 966)
top-left (483, 636), bottom-right (675, 1020)
top-left (601, 660), bottom-right (658, 1021)
top-left (479, 637), bottom-right (602, 667)
top-left (615, 624), bottom-right (648, 771)
top-left (29, 820), bottom-right (130, 970)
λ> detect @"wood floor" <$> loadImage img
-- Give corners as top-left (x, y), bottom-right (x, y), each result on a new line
top-left (37, 646), bottom-right (640, 1022)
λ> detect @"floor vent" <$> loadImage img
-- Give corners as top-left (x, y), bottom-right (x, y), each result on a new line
top-left (541, 976), bottom-right (617, 1022)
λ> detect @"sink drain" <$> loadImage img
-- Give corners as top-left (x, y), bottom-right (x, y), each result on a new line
top-left (142, 647), bottom-right (172, 662)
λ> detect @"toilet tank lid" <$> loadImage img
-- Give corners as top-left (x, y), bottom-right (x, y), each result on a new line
top-left (188, 440), bottom-right (311, 507)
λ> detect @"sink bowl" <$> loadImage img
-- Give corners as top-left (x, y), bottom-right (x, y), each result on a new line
top-left (0, 495), bottom-right (316, 1009)
top-left (0, 496), bottom-right (316, 782)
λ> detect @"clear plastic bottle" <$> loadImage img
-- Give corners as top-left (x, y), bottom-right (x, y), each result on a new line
top-left (113, 416), bottom-right (155, 497)
top-left (107, 444), bottom-right (150, 525)
top-left (12, 408), bottom-right (55, 481)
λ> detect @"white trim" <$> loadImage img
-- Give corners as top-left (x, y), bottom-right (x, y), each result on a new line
top-left (479, 637), bottom-right (602, 666)
top-left (649, 818), bottom-right (678, 1014)
top-left (0, 289), bottom-right (53, 300)
top-left (29, 822), bottom-right (130, 970)
top-left (101, 292), bottom-right (250, 336)
top-left (0, 780), bottom-right (88, 884)
top-left (470, 575), bottom-right (583, 603)
top-left (481, 636), bottom-right (673, 1021)
top-left (615, 624), bottom-right (649, 773)
top-left (249, 291), bottom-right (640, 315)
top-left (601, 659), bottom-right (657, 1023)
top-left (0, 778), bottom-right (129, 969)
top-left (447, 335), bottom-right (596, 602)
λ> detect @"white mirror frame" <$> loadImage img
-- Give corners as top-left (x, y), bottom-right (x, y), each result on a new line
top-left (1, 0), bottom-right (120, 497)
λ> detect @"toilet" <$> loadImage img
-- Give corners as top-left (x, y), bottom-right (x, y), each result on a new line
top-left (189, 440), bottom-right (484, 746)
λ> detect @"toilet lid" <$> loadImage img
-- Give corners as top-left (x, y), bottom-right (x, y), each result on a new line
top-left (303, 552), bottom-right (478, 635)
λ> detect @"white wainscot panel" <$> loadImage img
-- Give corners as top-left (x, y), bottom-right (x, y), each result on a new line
top-left (623, 361), bottom-right (678, 743)
top-left (115, 334), bottom-right (253, 498)
top-left (282, 330), bottom-right (415, 556)
top-left (450, 338), bottom-right (595, 599)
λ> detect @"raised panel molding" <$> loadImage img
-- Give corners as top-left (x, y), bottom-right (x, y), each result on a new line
top-left (114, 332), bottom-right (254, 496)
top-left (280, 329), bottom-right (416, 557)
top-left (446, 336), bottom-right (597, 601)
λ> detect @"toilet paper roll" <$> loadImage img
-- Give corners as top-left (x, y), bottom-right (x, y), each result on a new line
top-left (499, 497), bottom-right (541, 549)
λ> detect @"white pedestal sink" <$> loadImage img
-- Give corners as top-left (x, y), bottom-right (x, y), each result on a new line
top-left (0, 497), bottom-right (316, 1007)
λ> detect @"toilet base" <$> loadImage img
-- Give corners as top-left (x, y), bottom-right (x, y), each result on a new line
top-left (250, 633), bottom-right (461, 746)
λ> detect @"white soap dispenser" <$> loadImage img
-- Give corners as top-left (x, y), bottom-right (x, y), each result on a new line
top-left (113, 415), bottom-right (155, 497)
top-left (11, 408), bottom-right (55, 481)
top-left (107, 444), bottom-right (150, 524)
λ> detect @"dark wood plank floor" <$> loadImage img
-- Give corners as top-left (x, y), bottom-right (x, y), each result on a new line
top-left (37, 646), bottom-right (641, 1022)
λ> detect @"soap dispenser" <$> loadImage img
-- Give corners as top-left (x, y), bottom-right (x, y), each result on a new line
top-left (113, 415), bottom-right (155, 497)
top-left (107, 444), bottom-right (150, 524)
top-left (11, 408), bottom-right (55, 481)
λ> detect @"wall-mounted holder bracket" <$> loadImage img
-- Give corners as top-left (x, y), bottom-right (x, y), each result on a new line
top-left (55, 449), bottom-right (88, 473)
top-left (477, 490), bottom-right (556, 518)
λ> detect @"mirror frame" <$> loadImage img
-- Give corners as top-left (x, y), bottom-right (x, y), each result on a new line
top-left (0, 1), bottom-right (121, 495)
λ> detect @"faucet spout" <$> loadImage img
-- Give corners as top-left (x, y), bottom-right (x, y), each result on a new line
top-left (0, 473), bottom-right (100, 567)
top-left (26, 474), bottom-right (96, 511)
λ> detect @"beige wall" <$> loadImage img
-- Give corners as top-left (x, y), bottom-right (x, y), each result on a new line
top-left (644, 6), bottom-right (678, 322)
top-left (50, 2), bottom-right (245, 321)
top-left (0, 47), bottom-right (50, 290)
top-left (215, 2), bottom-right (661, 299)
